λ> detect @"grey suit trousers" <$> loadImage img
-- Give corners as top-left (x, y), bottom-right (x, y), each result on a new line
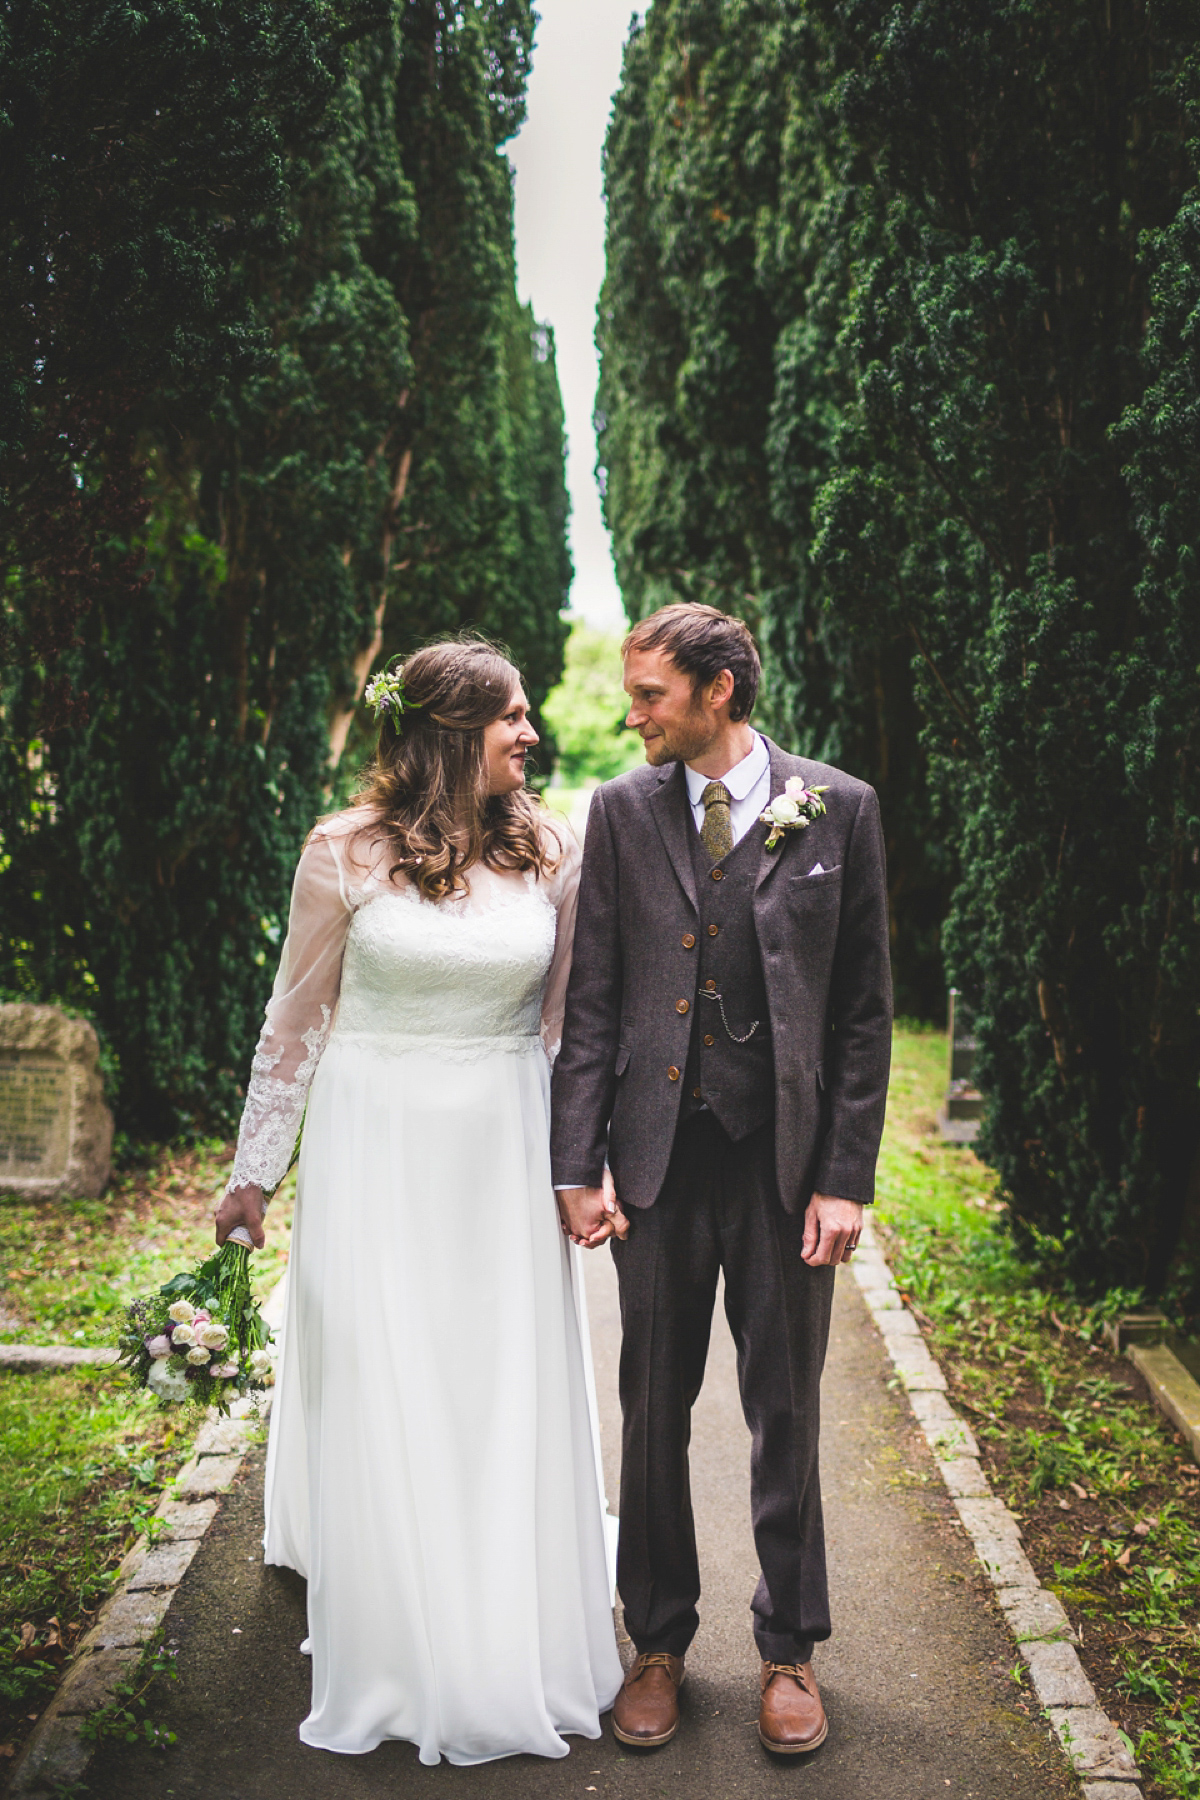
top-left (610, 1111), bottom-right (835, 1664)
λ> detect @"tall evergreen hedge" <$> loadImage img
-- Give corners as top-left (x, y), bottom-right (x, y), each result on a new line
top-left (597, 0), bottom-right (952, 1020)
top-left (0, 0), bottom-right (571, 1139)
top-left (601, 1), bottom-right (1200, 1307)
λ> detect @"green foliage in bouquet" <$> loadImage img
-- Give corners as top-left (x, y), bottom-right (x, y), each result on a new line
top-left (118, 1243), bottom-right (271, 1414)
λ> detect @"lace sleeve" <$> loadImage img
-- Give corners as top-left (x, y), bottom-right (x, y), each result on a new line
top-left (226, 828), bottom-right (353, 1196)
top-left (539, 815), bottom-right (583, 1069)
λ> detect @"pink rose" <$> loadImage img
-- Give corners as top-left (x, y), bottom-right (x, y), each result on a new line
top-left (146, 1335), bottom-right (172, 1359)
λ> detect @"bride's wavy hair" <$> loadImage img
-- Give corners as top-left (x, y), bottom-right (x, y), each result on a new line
top-left (349, 636), bottom-right (559, 902)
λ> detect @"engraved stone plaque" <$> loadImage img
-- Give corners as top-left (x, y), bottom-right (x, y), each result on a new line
top-left (0, 1005), bottom-right (113, 1200)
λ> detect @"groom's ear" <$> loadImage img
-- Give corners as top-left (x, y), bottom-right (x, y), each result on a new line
top-left (704, 668), bottom-right (736, 712)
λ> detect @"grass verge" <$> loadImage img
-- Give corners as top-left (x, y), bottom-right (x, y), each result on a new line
top-left (880, 1023), bottom-right (1200, 1800)
top-left (0, 1140), bottom-right (289, 1767)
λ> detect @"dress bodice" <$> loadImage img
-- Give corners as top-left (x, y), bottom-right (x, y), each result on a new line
top-left (226, 807), bottom-right (581, 1195)
top-left (335, 879), bottom-right (557, 1050)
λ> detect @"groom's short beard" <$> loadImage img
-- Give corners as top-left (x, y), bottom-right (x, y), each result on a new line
top-left (645, 697), bottom-right (718, 767)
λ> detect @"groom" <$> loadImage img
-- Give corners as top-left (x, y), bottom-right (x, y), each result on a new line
top-left (552, 603), bottom-right (892, 1756)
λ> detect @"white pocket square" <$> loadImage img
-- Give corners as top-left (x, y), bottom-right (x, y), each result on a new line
top-left (806, 862), bottom-right (839, 877)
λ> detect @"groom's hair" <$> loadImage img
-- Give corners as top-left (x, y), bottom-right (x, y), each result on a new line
top-left (623, 603), bottom-right (760, 722)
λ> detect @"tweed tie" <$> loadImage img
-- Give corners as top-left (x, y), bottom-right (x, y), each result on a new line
top-left (700, 780), bottom-right (734, 861)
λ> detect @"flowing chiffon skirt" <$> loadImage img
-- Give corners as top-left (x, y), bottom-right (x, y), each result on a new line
top-left (263, 1033), bottom-right (623, 1764)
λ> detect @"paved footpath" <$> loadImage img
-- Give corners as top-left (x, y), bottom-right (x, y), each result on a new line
top-left (86, 1259), bottom-right (1075, 1800)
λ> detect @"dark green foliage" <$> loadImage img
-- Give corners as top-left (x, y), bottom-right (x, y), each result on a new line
top-left (0, 0), bottom-right (349, 726)
top-left (602, 1), bottom-right (1200, 1306)
top-left (597, 1), bottom-right (951, 1018)
top-left (0, 1), bottom-right (571, 1137)
top-left (808, 2), bottom-right (1200, 1308)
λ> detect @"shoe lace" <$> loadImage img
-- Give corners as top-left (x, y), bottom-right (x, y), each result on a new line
top-left (632, 1652), bottom-right (678, 1681)
top-left (763, 1661), bottom-right (813, 1693)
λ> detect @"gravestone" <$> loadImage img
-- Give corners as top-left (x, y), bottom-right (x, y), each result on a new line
top-left (938, 988), bottom-right (983, 1144)
top-left (0, 1004), bottom-right (113, 1199)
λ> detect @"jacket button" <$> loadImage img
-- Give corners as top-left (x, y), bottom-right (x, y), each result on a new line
top-left (667, 1066), bottom-right (680, 1081)
top-left (711, 868), bottom-right (724, 881)
top-left (708, 923), bottom-right (719, 936)
top-left (704, 1034), bottom-right (715, 1047)
top-left (682, 933), bottom-right (696, 949)
top-left (692, 1086), bottom-right (703, 1099)
top-left (705, 979), bottom-right (717, 992)
top-left (676, 999), bottom-right (690, 1014)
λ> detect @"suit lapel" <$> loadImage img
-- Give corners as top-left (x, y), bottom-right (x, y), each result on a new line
top-left (754, 738), bottom-right (800, 894)
top-left (648, 764), bottom-right (700, 912)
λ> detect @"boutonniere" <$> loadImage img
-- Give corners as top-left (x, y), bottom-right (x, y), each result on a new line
top-left (760, 776), bottom-right (829, 850)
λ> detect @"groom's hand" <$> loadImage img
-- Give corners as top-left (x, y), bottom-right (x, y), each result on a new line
top-left (801, 1193), bottom-right (863, 1266)
top-left (557, 1171), bottom-right (630, 1249)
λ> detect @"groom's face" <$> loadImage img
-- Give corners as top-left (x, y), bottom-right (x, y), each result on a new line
top-left (623, 646), bottom-right (717, 766)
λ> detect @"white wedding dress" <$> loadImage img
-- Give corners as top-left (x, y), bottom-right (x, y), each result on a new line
top-left (227, 807), bottom-right (622, 1764)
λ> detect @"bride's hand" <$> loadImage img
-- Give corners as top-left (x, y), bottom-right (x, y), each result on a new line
top-left (556, 1170), bottom-right (630, 1249)
top-left (215, 1182), bottom-right (267, 1249)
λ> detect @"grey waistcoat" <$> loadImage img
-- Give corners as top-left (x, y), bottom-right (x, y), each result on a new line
top-left (681, 820), bottom-right (775, 1138)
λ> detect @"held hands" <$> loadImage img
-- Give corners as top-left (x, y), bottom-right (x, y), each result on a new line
top-left (801, 1193), bottom-right (863, 1266)
top-left (557, 1167), bottom-right (631, 1249)
top-left (215, 1182), bottom-right (267, 1250)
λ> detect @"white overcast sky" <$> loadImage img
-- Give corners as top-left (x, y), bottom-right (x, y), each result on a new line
top-left (509, 2), bottom-right (640, 631)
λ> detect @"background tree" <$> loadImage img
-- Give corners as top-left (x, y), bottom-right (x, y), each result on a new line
top-left (601, 0), bottom-right (1200, 1308)
top-left (542, 621), bottom-right (642, 785)
top-left (597, 0), bottom-right (952, 1018)
top-left (0, 0), bottom-right (572, 1138)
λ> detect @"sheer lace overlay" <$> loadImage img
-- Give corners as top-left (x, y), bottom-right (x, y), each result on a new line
top-left (227, 807), bottom-right (581, 1196)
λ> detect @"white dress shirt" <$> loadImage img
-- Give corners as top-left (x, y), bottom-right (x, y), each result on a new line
top-left (683, 731), bottom-right (771, 847)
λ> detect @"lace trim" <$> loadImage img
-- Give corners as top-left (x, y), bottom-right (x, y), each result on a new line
top-left (227, 1004), bottom-right (332, 1195)
top-left (330, 1029), bottom-right (542, 1062)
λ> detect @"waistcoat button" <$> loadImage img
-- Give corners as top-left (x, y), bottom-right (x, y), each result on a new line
top-left (692, 1087), bottom-right (703, 1099)
top-left (676, 999), bottom-right (690, 1014)
top-left (682, 933), bottom-right (696, 949)
top-left (704, 979), bottom-right (716, 992)
top-left (667, 1066), bottom-right (680, 1081)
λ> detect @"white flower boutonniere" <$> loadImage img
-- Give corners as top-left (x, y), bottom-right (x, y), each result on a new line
top-left (760, 776), bottom-right (829, 850)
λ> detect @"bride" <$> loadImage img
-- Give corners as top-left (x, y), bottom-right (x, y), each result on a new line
top-left (214, 636), bottom-right (624, 1765)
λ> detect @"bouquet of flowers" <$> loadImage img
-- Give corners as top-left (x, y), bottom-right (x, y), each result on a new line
top-left (118, 1241), bottom-right (272, 1412)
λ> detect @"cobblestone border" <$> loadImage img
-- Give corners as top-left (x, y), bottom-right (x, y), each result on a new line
top-left (5, 1278), bottom-right (286, 1799)
top-left (852, 1217), bottom-right (1143, 1798)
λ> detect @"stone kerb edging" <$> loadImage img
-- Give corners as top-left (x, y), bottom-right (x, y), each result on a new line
top-left (852, 1219), bottom-right (1142, 1800)
top-left (5, 1273), bottom-right (288, 1799)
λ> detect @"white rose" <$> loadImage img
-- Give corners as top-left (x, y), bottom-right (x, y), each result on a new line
top-left (168, 1301), bottom-right (196, 1324)
top-left (769, 796), bottom-right (801, 825)
top-left (247, 1350), bottom-right (273, 1380)
top-left (186, 1345), bottom-right (211, 1365)
top-left (147, 1357), bottom-right (192, 1402)
top-left (171, 1322), bottom-right (196, 1346)
top-left (198, 1322), bottom-right (228, 1351)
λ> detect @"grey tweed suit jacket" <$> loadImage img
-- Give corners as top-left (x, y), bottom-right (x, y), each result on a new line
top-left (550, 738), bottom-right (893, 1213)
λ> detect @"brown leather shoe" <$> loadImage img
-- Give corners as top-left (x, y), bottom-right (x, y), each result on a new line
top-left (758, 1660), bottom-right (828, 1754)
top-left (611, 1652), bottom-right (685, 1747)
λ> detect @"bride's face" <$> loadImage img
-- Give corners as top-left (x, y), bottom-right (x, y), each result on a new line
top-left (483, 683), bottom-right (539, 794)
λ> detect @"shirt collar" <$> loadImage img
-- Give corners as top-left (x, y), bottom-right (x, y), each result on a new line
top-left (684, 731), bottom-right (770, 806)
